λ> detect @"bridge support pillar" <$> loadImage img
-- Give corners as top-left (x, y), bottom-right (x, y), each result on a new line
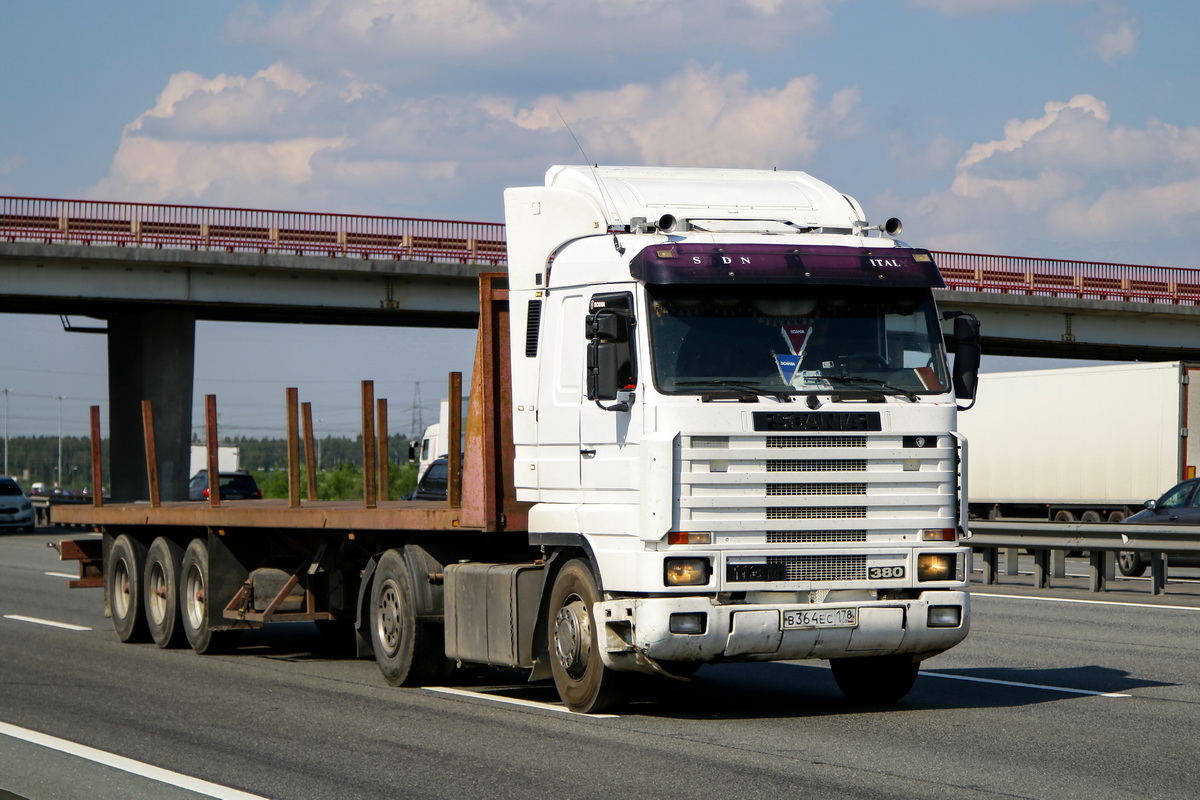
top-left (107, 309), bottom-right (196, 502)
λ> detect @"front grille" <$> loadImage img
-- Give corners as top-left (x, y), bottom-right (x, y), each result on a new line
top-left (766, 506), bottom-right (867, 519)
top-left (767, 530), bottom-right (868, 543)
top-left (691, 436), bottom-right (729, 449)
top-left (766, 435), bottom-right (867, 448)
top-left (766, 482), bottom-right (866, 496)
top-left (766, 554), bottom-right (868, 581)
top-left (767, 459), bottom-right (867, 472)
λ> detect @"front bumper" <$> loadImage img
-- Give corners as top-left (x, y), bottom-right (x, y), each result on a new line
top-left (595, 591), bottom-right (969, 670)
top-left (0, 506), bottom-right (35, 529)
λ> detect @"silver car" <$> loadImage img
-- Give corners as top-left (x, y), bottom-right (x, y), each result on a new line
top-left (0, 477), bottom-right (35, 532)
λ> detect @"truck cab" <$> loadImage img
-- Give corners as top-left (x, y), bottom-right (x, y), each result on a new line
top-left (503, 166), bottom-right (979, 711)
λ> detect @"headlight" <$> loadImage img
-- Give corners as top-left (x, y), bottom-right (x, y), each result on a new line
top-left (917, 553), bottom-right (956, 582)
top-left (664, 557), bottom-right (710, 586)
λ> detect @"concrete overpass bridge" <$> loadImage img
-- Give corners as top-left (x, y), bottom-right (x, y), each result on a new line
top-left (4, 194), bottom-right (1199, 499)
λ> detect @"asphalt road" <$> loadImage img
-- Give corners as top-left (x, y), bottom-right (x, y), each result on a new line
top-left (2, 529), bottom-right (1199, 800)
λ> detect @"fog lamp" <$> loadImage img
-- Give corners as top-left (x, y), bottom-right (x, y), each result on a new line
top-left (669, 612), bottom-right (707, 634)
top-left (928, 605), bottom-right (962, 628)
top-left (664, 557), bottom-right (710, 586)
top-left (917, 553), bottom-right (956, 582)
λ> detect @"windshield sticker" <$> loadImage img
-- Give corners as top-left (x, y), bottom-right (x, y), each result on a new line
top-left (782, 324), bottom-right (812, 356)
top-left (776, 354), bottom-right (801, 384)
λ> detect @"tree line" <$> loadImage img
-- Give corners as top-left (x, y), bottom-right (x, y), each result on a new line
top-left (3, 434), bottom-right (422, 496)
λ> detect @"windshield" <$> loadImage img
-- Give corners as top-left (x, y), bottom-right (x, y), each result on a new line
top-left (647, 285), bottom-right (949, 396)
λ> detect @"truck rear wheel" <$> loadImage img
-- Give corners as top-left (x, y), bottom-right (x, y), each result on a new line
top-left (144, 537), bottom-right (186, 648)
top-left (830, 655), bottom-right (920, 703)
top-left (107, 534), bottom-right (150, 643)
top-left (547, 559), bottom-right (627, 713)
top-left (370, 549), bottom-right (443, 686)
top-left (180, 538), bottom-right (241, 654)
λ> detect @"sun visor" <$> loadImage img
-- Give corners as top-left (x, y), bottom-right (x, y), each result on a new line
top-left (628, 243), bottom-right (945, 288)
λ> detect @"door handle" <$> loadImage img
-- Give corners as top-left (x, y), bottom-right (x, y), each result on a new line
top-left (580, 448), bottom-right (597, 458)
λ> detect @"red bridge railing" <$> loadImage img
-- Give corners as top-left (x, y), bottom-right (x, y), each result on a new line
top-left (5, 196), bottom-right (1198, 304)
top-left (935, 251), bottom-right (1200, 306)
top-left (0, 196), bottom-right (507, 265)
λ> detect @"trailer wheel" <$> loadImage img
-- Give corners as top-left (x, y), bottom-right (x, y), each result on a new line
top-left (547, 559), bottom-right (627, 713)
top-left (370, 549), bottom-right (442, 686)
top-left (1053, 510), bottom-right (1075, 522)
top-left (829, 655), bottom-right (920, 703)
top-left (1117, 551), bottom-right (1147, 577)
top-left (1080, 511), bottom-right (1102, 523)
top-left (108, 534), bottom-right (150, 643)
top-left (180, 538), bottom-right (241, 654)
top-left (144, 537), bottom-right (186, 648)
top-left (1107, 510), bottom-right (1126, 523)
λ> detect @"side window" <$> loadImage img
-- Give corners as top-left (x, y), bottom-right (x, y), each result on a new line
top-left (1158, 481), bottom-right (1196, 509)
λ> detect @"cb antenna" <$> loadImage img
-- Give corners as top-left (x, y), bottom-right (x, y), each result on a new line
top-left (556, 108), bottom-right (621, 243)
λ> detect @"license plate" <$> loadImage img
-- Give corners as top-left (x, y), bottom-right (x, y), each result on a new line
top-left (782, 607), bottom-right (858, 630)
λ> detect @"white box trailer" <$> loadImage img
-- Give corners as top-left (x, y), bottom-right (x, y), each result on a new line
top-left (958, 361), bottom-right (1200, 521)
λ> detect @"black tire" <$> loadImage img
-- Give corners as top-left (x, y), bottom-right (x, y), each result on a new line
top-left (1080, 511), bottom-right (1102, 523)
top-left (179, 538), bottom-right (241, 654)
top-left (1053, 510), bottom-right (1076, 523)
top-left (830, 655), bottom-right (920, 703)
top-left (1117, 551), bottom-right (1147, 577)
top-left (547, 558), bottom-right (628, 713)
top-left (107, 534), bottom-right (150, 643)
top-left (370, 549), bottom-right (444, 686)
top-left (144, 537), bottom-right (186, 648)
top-left (1107, 510), bottom-right (1127, 523)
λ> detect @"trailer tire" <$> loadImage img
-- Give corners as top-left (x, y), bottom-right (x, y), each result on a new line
top-left (144, 537), bottom-right (186, 649)
top-left (1053, 510), bottom-right (1075, 523)
top-left (829, 655), bottom-right (920, 703)
top-left (370, 549), bottom-right (442, 686)
top-left (180, 538), bottom-right (241, 655)
top-left (547, 559), bottom-right (628, 713)
top-left (1117, 551), bottom-right (1147, 577)
top-left (108, 534), bottom-right (150, 643)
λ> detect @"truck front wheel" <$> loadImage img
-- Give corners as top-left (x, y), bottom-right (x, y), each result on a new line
top-left (107, 534), bottom-right (149, 643)
top-left (547, 559), bottom-right (627, 713)
top-left (830, 655), bottom-right (920, 703)
top-left (370, 549), bottom-right (443, 686)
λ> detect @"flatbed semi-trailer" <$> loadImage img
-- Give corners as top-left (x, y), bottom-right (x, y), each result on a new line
top-left (58, 166), bottom-right (981, 712)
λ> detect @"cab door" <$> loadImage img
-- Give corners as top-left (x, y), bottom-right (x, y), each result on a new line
top-left (580, 291), bottom-right (643, 498)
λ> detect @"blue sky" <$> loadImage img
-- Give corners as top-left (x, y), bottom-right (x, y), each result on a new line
top-left (2, 0), bottom-right (1198, 440)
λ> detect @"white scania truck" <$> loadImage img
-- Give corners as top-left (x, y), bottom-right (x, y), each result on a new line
top-left (59, 166), bottom-right (981, 713)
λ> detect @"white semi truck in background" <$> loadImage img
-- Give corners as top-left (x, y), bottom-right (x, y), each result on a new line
top-left (60, 165), bottom-right (982, 713)
top-left (958, 361), bottom-right (1199, 524)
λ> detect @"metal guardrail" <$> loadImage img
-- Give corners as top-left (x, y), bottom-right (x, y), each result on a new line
top-left (969, 520), bottom-right (1200, 596)
top-left (0, 195), bottom-right (507, 265)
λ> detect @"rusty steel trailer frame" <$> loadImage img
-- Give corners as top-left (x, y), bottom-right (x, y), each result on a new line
top-left (55, 275), bottom-right (530, 628)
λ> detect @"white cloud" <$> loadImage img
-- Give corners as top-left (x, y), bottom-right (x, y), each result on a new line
top-left (89, 61), bottom-right (862, 216)
top-left (1086, 6), bottom-right (1139, 63)
top-left (911, 95), bottom-right (1200, 262)
top-left (485, 62), bottom-right (861, 168)
top-left (227, 0), bottom-right (844, 86)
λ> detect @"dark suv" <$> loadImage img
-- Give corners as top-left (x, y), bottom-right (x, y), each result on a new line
top-left (188, 470), bottom-right (263, 501)
top-left (406, 457), bottom-right (448, 501)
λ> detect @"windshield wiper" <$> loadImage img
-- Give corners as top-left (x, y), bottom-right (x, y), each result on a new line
top-left (674, 380), bottom-right (796, 402)
top-left (828, 375), bottom-right (919, 402)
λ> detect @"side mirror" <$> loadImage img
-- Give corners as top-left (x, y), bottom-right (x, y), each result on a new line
top-left (1144, 499), bottom-right (1158, 511)
top-left (949, 314), bottom-right (981, 403)
top-left (586, 308), bottom-right (634, 407)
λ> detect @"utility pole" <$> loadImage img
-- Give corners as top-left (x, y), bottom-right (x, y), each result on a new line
top-left (2, 388), bottom-right (11, 477)
top-left (54, 395), bottom-right (66, 488)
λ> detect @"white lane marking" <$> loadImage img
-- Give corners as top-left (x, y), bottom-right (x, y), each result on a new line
top-left (922, 671), bottom-right (1131, 698)
top-left (0, 720), bottom-right (272, 800)
top-left (3, 615), bottom-right (91, 631)
top-left (44, 571), bottom-right (78, 579)
top-left (972, 592), bottom-right (1200, 612)
top-left (425, 687), bottom-right (618, 718)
